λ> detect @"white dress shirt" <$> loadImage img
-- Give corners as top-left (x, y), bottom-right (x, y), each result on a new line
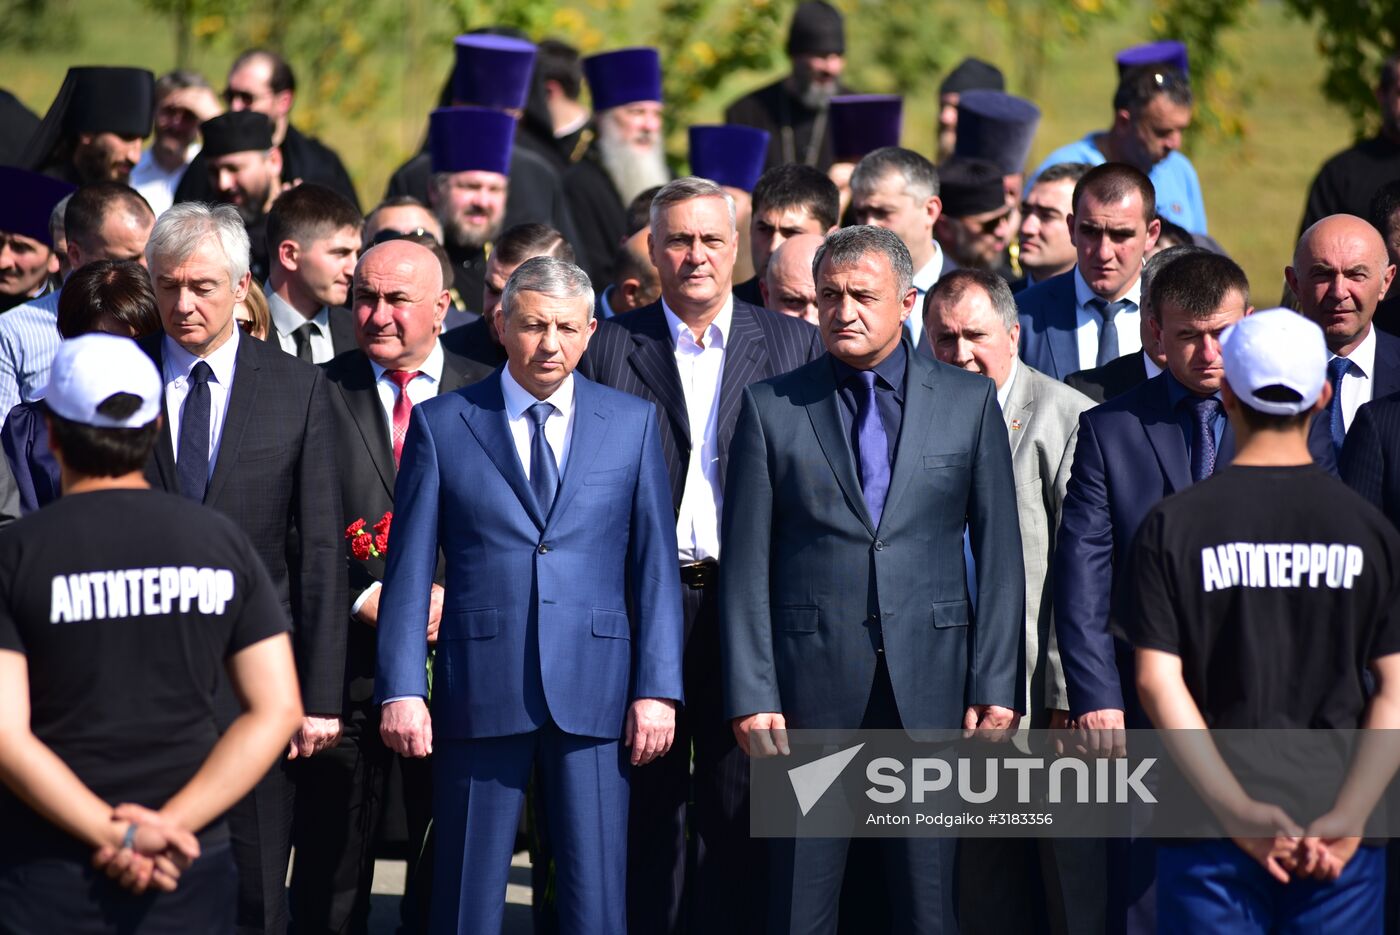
top-left (268, 288), bottom-right (338, 364)
top-left (1073, 267), bottom-right (1143, 372)
top-left (664, 297), bottom-right (732, 563)
top-left (1144, 352), bottom-right (1163, 380)
top-left (163, 328), bottom-right (240, 478)
top-left (1331, 324), bottom-right (1378, 431)
top-left (500, 363), bottom-right (577, 481)
top-left (129, 144), bottom-right (198, 218)
top-left (907, 243), bottom-right (946, 350)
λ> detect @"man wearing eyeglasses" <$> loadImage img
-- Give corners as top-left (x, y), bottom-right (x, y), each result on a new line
top-left (129, 71), bottom-right (221, 218)
top-left (173, 49), bottom-right (360, 212)
top-left (934, 156), bottom-right (1017, 283)
top-left (1030, 63), bottom-right (1207, 236)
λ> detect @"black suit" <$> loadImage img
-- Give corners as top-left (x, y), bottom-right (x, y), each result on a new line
top-left (440, 316), bottom-right (506, 370)
top-left (1065, 352), bottom-right (1151, 405)
top-left (141, 331), bottom-right (347, 935)
top-left (579, 297), bottom-right (822, 934)
top-left (290, 345), bottom-right (491, 935)
top-left (267, 305), bottom-right (359, 363)
top-left (175, 123), bottom-right (360, 210)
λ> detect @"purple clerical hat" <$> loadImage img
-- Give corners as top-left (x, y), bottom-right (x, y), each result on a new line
top-left (829, 95), bottom-right (902, 162)
top-left (954, 90), bottom-right (1041, 177)
top-left (453, 34), bottom-right (537, 111)
top-left (0, 167), bottom-right (74, 246)
top-left (584, 48), bottom-right (663, 112)
top-left (688, 126), bottom-right (771, 193)
top-left (429, 107), bottom-right (515, 176)
top-left (1116, 40), bottom-right (1189, 79)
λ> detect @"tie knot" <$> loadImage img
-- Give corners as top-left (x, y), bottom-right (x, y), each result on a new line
top-left (1328, 355), bottom-right (1351, 382)
top-left (189, 360), bottom-right (213, 385)
top-left (527, 401), bottom-right (555, 427)
top-left (1189, 395), bottom-right (1221, 422)
top-left (387, 369), bottom-right (420, 390)
top-left (855, 370), bottom-right (879, 391)
top-left (1089, 297), bottom-right (1131, 321)
top-left (295, 321), bottom-right (321, 337)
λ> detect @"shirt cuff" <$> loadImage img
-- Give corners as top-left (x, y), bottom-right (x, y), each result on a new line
top-left (382, 695), bottom-right (425, 706)
top-left (351, 581), bottom-right (381, 617)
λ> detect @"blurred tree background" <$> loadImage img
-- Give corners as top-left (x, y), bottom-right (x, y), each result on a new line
top-left (3, 0), bottom-right (1396, 292)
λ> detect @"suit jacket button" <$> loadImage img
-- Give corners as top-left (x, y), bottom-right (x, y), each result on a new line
top-left (873, 540), bottom-right (884, 551)
top-left (538, 544), bottom-right (550, 555)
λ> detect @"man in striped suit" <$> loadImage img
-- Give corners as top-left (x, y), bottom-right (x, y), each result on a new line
top-left (579, 176), bottom-right (823, 934)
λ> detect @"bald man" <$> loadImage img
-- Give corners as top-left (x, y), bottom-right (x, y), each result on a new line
top-left (1286, 214), bottom-right (1400, 453)
top-left (759, 231), bottom-right (823, 326)
top-left (294, 239), bottom-right (493, 933)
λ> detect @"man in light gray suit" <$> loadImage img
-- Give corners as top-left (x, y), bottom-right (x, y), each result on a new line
top-left (925, 267), bottom-right (1104, 935)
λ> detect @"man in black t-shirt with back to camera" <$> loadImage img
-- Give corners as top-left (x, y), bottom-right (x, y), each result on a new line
top-left (1126, 308), bottom-right (1400, 933)
top-left (0, 333), bottom-right (303, 934)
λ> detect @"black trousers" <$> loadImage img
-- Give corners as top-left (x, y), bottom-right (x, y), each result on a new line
top-left (626, 570), bottom-right (765, 934)
top-left (230, 758), bottom-right (296, 935)
top-left (0, 840), bottom-right (236, 935)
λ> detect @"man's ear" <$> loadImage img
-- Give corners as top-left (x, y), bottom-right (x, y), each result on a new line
top-left (233, 271), bottom-right (251, 303)
top-left (277, 239), bottom-right (299, 271)
top-left (758, 277), bottom-right (770, 307)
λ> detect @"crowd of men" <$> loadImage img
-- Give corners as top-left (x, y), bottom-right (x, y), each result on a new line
top-left (3, 3), bottom-right (1400, 934)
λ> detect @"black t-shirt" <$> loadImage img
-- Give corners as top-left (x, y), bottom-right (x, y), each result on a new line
top-left (1122, 465), bottom-right (1400, 729)
top-left (0, 489), bottom-right (288, 860)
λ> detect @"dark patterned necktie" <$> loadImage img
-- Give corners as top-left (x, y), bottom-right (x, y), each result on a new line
top-left (853, 370), bottom-right (890, 526)
top-left (1189, 395), bottom-right (1222, 483)
top-left (528, 402), bottom-right (559, 516)
top-left (1088, 297), bottom-right (1131, 367)
top-left (291, 321), bottom-right (319, 363)
top-left (177, 361), bottom-right (213, 501)
top-left (1326, 356), bottom-right (1350, 455)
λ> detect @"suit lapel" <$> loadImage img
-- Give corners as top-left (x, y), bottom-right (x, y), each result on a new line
top-left (1372, 330), bottom-right (1400, 399)
top-left (204, 334), bottom-right (260, 505)
top-left (1139, 378), bottom-right (1191, 493)
top-left (880, 357), bottom-right (938, 532)
top-left (1003, 367), bottom-right (1035, 458)
top-left (462, 374), bottom-right (545, 530)
top-left (804, 362), bottom-right (876, 536)
top-left (626, 308), bottom-right (690, 448)
top-left (716, 302), bottom-right (769, 479)
top-left (548, 376), bottom-right (609, 526)
top-left (1047, 276), bottom-right (1080, 379)
top-left (328, 307), bottom-right (358, 357)
top-left (338, 356), bottom-right (396, 498)
top-left (143, 335), bottom-right (177, 490)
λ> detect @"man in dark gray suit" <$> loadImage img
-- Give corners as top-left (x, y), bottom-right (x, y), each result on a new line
top-left (720, 226), bottom-right (1024, 933)
top-left (141, 201), bottom-right (346, 935)
top-left (578, 176), bottom-right (822, 934)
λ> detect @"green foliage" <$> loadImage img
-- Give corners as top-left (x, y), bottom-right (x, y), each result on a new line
top-left (983, 0), bottom-right (1133, 98)
top-left (1150, 0), bottom-right (1256, 148)
top-left (447, 0), bottom-right (556, 37)
top-left (1282, 0), bottom-right (1399, 137)
top-left (0, 0), bottom-right (78, 51)
top-left (840, 0), bottom-right (959, 94)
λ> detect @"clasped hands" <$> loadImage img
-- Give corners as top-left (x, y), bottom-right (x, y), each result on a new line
top-left (90, 803), bottom-right (199, 895)
top-left (1223, 799), bottom-right (1363, 884)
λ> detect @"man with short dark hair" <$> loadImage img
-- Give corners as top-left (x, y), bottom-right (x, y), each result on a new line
top-left (173, 49), bottom-right (359, 210)
top-left (23, 67), bottom-right (155, 187)
top-left (0, 168), bottom-right (70, 314)
top-left (1017, 162), bottom-right (1161, 381)
top-left (724, 1), bottom-right (849, 172)
top-left (130, 70), bottom-right (221, 217)
top-left (1034, 64), bottom-right (1206, 234)
top-left (0, 181), bottom-right (154, 418)
top-left (537, 38), bottom-right (591, 166)
top-left (197, 111), bottom-right (284, 284)
top-left (1015, 162), bottom-right (1090, 291)
top-left (264, 183), bottom-right (362, 363)
top-left (732, 163), bottom-right (839, 307)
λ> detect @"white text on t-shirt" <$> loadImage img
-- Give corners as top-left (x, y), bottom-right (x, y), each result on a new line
top-left (50, 567), bottom-right (236, 623)
top-left (1201, 543), bottom-right (1364, 593)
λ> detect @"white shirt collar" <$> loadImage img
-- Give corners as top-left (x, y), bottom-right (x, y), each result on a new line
top-left (163, 326), bottom-right (240, 385)
top-left (661, 295), bottom-right (733, 350)
top-left (1332, 323), bottom-right (1378, 377)
top-left (997, 357), bottom-right (1019, 411)
top-left (912, 242), bottom-right (945, 293)
top-left (500, 361), bottom-right (576, 422)
top-left (369, 339), bottom-right (445, 385)
top-left (266, 286), bottom-right (328, 337)
top-left (1073, 264), bottom-right (1142, 310)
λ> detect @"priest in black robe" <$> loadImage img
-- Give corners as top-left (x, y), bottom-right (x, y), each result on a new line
top-left (22, 67), bottom-right (154, 186)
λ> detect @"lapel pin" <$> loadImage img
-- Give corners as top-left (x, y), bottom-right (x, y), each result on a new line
top-left (1010, 419), bottom-right (1023, 431)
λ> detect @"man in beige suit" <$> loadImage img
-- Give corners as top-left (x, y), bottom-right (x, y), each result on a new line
top-left (925, 268), bottom-right (1103, 935)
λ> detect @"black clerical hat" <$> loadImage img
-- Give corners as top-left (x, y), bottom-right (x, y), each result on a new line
top-left (954, 90), bottom-right (1041, 177)
top-left (939, 58), bottom-right (1005, 97)
top-left (0, 166), bottom-right (74, 245)
top-left (787, 1), bottom-right (844, 57)
top-left (21, 67), bottom-right (154, 171)
top-left (200, 112), bottom-right (275, 159)
top-left (938, 158), bottom-right (1007, 218)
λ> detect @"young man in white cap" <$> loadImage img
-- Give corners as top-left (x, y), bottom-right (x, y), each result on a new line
top-left (1124, 308), bottom-right (1400, 931)
top-left (0, 334), bottom-right (303, 933)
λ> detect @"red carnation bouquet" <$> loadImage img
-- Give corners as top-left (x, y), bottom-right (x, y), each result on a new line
top-left (346, 511), bottom-right (392, 561)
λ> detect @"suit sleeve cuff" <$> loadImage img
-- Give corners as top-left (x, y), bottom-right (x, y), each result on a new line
top-left (351, 581), bottom-right (381, 617)
top-left (381, 695), bottom-right (425, 706)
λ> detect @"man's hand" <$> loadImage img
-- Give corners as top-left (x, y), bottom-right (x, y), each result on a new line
top-left (1047, 709), bottom-right (1073, 755)
top-left (1298, 809), bottom-right (1365, 881)
top-left (288, 716), bottom-right (342, 759)
top-left (92, 803), bottom-right (200, 894)
top-left (1072, 708), bottom-right (1127, 758)
top-left (625, 698), bottom-right (677, 766)
top-left (354, 586), bottom-right (381, 626)
top-left (427, 584), bottom-right (445, 645)
top-left (963, 704), bottom-right (1020, 742)
top-left (381, 698), bottom-right (433, 757)
top-left (1221, 799), bottom-right (1304, 884)
top-left (732, 712), bottom-right (789, 758)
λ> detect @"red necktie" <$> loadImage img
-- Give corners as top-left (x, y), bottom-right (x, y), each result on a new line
top-left (387, 370), bottom-right (422, 466)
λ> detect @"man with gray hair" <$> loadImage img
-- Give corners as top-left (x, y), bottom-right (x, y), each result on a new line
top-left (376, 254), bottom-right (684, 934)
top-left (139, 200), bottom-right (346, 935)
top-left (850, 146), bottom-right (952, 352)
top-left (924, 268), bottom-right (1100, 933)
top-left (580, 174), bottom-right (822, 933)
top-left (722, 225), bottom-right (1024, 930)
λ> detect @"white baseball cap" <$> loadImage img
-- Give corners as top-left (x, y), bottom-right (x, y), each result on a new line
top-left (1219, 308), bottom-right (1327, 416)
top-left (43, 333), bottom-right (162, 428)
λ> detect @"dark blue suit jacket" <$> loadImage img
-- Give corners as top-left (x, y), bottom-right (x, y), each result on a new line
top-left (1, 402), bottom-right (58, 514)
top-left (719, 349), bottom-right (1025, 729)
top-left (1054, 373), bottom-right (1337, 721)
top-left (1016, 269), bottom-right (1082, 381)
top-left (375, 370), bottom-right (685, 741)
top-left (1367, 328), bottom-right (1400, 401)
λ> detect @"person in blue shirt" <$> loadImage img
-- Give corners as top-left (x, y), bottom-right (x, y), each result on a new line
top-left (1033, 66), bottom-right (1208, 236)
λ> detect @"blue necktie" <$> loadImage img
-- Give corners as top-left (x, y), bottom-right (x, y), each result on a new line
top-left (1327, 355), bottom-right (1350, 455)
top-left (177, 361), bottom-right (213, 501)
top-left (853, 370), bottom-right (890, 526)
top-left (528, 402), bottom-right (559, 516)
top-left (1188, 395), bottom-right (1221, 483)
top-left (1088, 297), bottom-right (1130, 367)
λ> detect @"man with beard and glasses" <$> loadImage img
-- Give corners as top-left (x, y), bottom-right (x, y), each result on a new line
top-left (23, 67), bottom-right (155, 187)
top-left (198, 111), bottom-right (284, 284)
top-left (567, 47), bottom-right (671, 287)
top-left (725, 1), bottom-right (849, 173)
top-left (934, 157), bottom-right (1016, 282)
top-left (130, 71), bottom-right (222, 218)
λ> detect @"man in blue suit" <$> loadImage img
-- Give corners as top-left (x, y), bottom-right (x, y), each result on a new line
top-left (1017, 163), bottom-right (1161, 382)
top-left (375, 256), bottom-right (685, 934)
top-left (1054, 252), bottom-right (1336, 933)
top-left (721, 226), bottom-right (1024, 933)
